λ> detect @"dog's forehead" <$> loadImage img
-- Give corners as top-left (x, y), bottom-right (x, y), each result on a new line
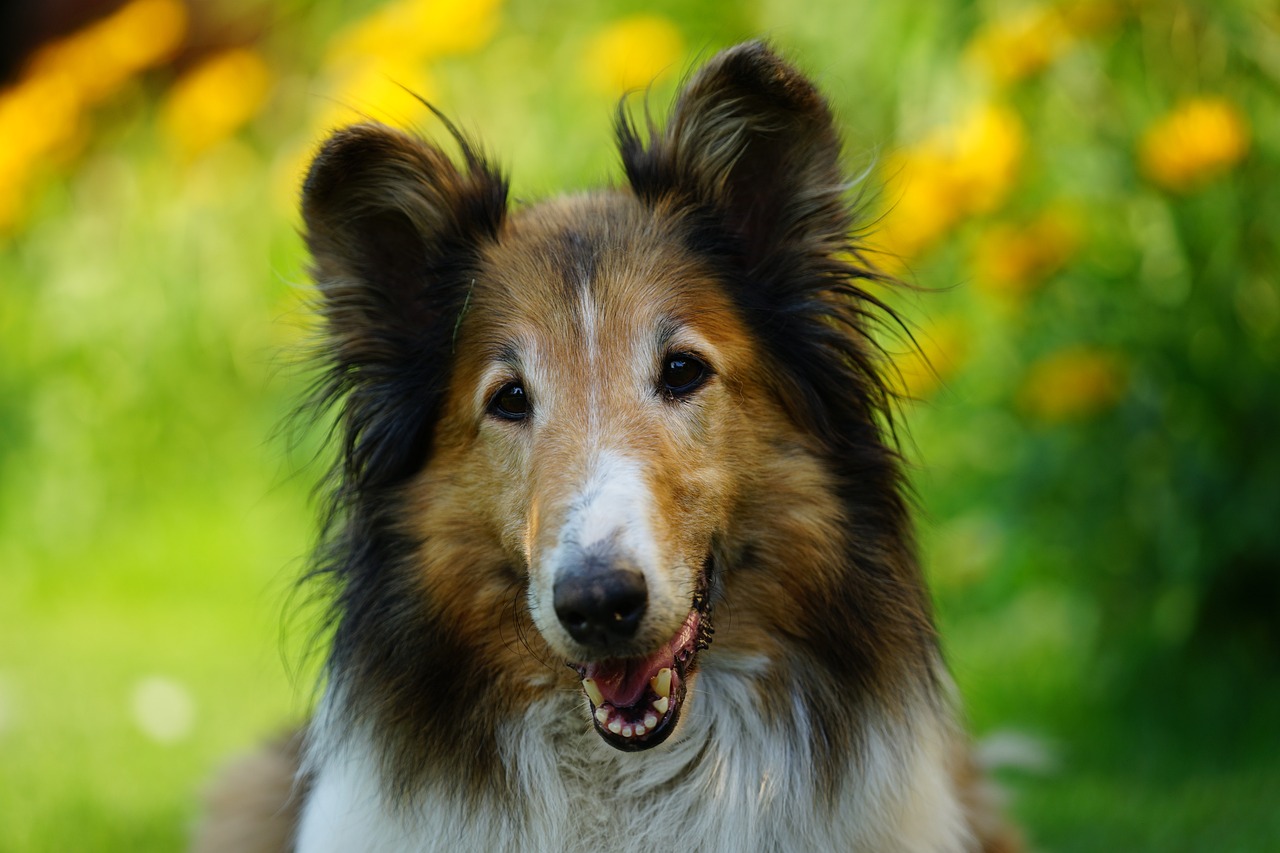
top-left (471, 193), bottom-right (732, 349)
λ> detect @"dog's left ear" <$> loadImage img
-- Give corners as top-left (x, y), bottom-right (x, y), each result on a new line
top-left (618, 41), bottom-right (849, 271)
top-left (621, 42), bottom-right (900, 449)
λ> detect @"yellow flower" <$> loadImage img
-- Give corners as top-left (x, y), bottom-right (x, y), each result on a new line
top-left (90, 0), bottom-right (187, 73)
top-left (966, 1), bottom-right (1123, 86)
top-left (316, 0), bottom-right (498, 133)
top-left (1019, 347), bottom-right (1125, 423)
top-left (878, 103), bottom-right (1025, 265)
top-left (0, 73), bottom-right (83, 169)
top-left (0, 71), bottom-right (87, 231)
top-left (891, 317), bottom-right (968, 401)
top-left (25, 0), bottom-right (187, 105)
top-left (326, 0), bottom-right (502, 70)
top-left (948, 103), bottom-right (1026, 215)
top-left (162, 49), bottom-right (273, 158)
top-left (315, 61), bottom-right (438, 132)
top-left (1139, 97), bottom-right (1250, 192)
top-left (878, 148), bottom-right (965, 265)
top-left (971, 208), bottom-right (1081, 300)
top-left (967, 5), bottom-right (1072, 86)
top-left (0, 0), bottom-right (186, 234)
top-left (581, 16), bottom-right (685, 94)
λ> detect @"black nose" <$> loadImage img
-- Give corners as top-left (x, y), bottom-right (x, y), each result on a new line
top-left (553, 565), bottom-right (648, 647)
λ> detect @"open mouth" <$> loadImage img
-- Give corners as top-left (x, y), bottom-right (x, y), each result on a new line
top-left (572, 587), bottom-right (714, 752)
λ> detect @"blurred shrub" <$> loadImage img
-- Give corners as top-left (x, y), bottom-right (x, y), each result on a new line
top-left (880, 0), bottom-right (1280, 679)
top-left (0, 0), bottom-right (1275, 764)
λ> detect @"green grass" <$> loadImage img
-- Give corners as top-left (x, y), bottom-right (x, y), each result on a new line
top-left (0, 475), bottom-right (314, 849)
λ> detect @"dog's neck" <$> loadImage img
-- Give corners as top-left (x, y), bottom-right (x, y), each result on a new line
top-left (297, 655), bottom-right (971, 853)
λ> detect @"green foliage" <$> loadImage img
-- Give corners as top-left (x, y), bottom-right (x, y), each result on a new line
top-left (1, 0), bottom-right (1276, 849)
top-left (903, 1), bottom-right (1280, 668)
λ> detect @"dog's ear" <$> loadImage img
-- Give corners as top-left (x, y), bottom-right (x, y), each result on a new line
top-left (303, 122), bottom-right (507, 354)
top-left (620, 43), bottom-right (902, 459)
top-left (302, 123), bottom-right (508, 492)
top-left (618, 41), bottom-right (848, 270)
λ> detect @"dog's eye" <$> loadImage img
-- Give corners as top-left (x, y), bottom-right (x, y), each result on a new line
top-left (489, 382), bottom-right (529, 420)
top-left (661, 353), bottom-right (709, 397)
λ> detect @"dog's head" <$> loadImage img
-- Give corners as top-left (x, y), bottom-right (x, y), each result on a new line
top-left (303, 42), bottom-right (912, 764)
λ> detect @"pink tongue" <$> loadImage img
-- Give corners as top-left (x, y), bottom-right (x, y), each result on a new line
top-left (581, 611), bottom-right (701, 707)
top-left (585, 653), bottom-right (666, 708)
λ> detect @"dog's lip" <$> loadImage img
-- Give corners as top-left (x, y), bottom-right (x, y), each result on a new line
top-left (573, 607), bottom-right (705, 751)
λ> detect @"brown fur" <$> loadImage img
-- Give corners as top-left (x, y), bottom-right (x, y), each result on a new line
top-left (955, 746), bottom-right (1027, 853)
top-left (192, 733), bottom-right (306, 853)
top-left (195, 41), bottom-right (1020, 852)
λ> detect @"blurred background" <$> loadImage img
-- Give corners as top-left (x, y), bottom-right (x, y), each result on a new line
top-left (0, 0), bottom-right (1276, 849)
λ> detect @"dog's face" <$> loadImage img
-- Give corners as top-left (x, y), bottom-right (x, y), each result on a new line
top-left (302, 43), bottom-right (906, 763)
top-left (420, 197), bottom-right (772, 748)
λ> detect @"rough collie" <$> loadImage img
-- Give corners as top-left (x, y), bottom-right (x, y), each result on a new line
top-left (197, 41), bottom-right (1019, 853)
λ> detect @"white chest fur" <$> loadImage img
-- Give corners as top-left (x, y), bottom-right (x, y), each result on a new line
top-left (295, 665), bottom-right (971, 853)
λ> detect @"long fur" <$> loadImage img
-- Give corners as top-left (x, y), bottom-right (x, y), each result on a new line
top-left (195, 41), bottom-right (1020, 853)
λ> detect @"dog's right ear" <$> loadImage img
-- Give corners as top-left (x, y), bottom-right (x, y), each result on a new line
top-left (302, 122), bottom-right (507, 356)
top-left (302, 123), bottom-right (508, 492)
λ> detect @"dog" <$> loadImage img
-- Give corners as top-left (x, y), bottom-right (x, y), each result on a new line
top-left (196, 41), bottom-right (1020, 852)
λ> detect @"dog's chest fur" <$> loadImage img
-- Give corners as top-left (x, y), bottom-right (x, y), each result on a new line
top-left (296, 663), bottom-right (971, 853)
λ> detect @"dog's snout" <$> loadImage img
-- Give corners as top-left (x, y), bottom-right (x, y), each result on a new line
top-left (553, 564), bottom-right (648, 647)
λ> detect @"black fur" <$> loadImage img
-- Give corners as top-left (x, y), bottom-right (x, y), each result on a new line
top-left (301, 121), bottom-right (513, 796)
top-left (301, 40), bottom-right (938, 804)
top-left (617, 43), bottom-right (940, 790)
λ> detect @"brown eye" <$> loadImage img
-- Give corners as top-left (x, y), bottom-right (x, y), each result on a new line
top-left (661, 353), bottom-right (709, 397)
top-left (490, 382), bottom-right (529, 420)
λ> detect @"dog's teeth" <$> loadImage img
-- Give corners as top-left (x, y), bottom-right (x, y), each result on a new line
top-left (634, 724), bottom-right (646, 736)
top-left (652, 696), bottom-right (669, 715)
top-left (621, 725), bottom-right (633, 738)
top-left (644, 713), bottom-right (658, 729)
top-left (595, 706), bottom-right (609, 725)
top-left (582, 678), bottom-right (603, 706)
top-left (651, 668), bottom-right (672, 699)
top-left (608, 719), bottom-right (622, 735)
